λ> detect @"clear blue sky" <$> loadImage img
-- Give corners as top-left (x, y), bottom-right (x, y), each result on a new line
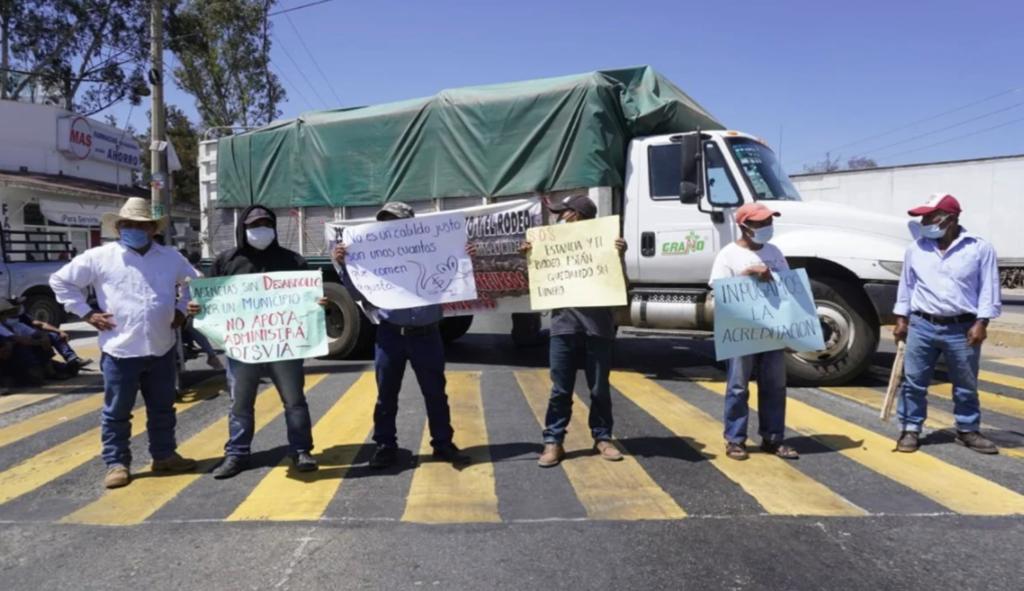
top-left (112, 0), bottom-right (1024, 174)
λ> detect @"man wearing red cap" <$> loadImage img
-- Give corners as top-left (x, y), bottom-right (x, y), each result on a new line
top-left (893, 194), bottom-right (1002, 454)
top-left (709, 202), bottom-right (799, 461)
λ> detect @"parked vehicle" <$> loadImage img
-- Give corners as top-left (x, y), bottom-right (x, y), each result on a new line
top-left (0, 226), bottom-right (72, 325)
top-left (791, 154), bottom-right (1024, 288)
top-left (198, 67), bottom-right (910, 386)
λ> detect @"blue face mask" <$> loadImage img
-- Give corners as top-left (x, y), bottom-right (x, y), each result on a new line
top-left (745, 225), bottom-right (774, 245)
top-left (120, 228), bottom-right (151, 250)
top-left (920, 219), bottom-right (947, 240)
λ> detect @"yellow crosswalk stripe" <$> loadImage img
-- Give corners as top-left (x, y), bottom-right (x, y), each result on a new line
top-left (870, 365), bottom-right (1024, 419)
top-left (228, 373), bottom-right (376, 522)
top-left (611, 371), bottom-right (864, 516)
top-left (992, 357), bottom-right (1024, 370)
top-left (63, 374), bottom-right (327, 525)
top-left (0, 393), bottom-right (64, 415)
top-left (929, 383), bottom-right (1024, 421)
top-left (0, 377), bottom-right (221, 507)
top-left (515, 370), bottom-right (686, 520)
top-left (976, 368), bottom-right (1024, 391)
top-left (0, 394), bottom-right (104, 449)
top-left (402, 372), bottom-right (501, 523)
top-left (822, 386), bottom-right (1024, 460)
top-left (681, 368), bottom-right (1024, 515)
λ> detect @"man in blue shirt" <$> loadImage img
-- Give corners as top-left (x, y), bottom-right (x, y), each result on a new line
top-left (333, 202), bottom-right (471, 469)
top-left (893, 194), bottom-right (1002, 454)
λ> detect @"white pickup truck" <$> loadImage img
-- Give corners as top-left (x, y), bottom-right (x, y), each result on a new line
top-left (0, 226), bottom-right (73, 325)
top-left (198, 69), bottom-right (909, 386)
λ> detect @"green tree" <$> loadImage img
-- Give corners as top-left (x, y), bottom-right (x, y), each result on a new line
top-left (1, 0), bottom-right (152, 114)
top-left (168, 0), bottom-right (284, 130)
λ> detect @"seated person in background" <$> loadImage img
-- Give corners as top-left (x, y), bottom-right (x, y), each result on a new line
top-left (10, 298), bottom-right (92, 371)
top-left (0, 299), bottom-right (73, 385)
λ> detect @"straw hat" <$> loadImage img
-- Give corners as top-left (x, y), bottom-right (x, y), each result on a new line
top-left (101, 197), bottom-right (169, 237)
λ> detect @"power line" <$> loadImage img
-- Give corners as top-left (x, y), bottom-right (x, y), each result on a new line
top-left (824, 86), bottom-right (1024, 154)
top-left (269, 0), bottom-right (337, 17)
top-left (270, 31), bottom-right (329, 109)
top-left (856, 100), bottom-right (1024, 159)
top-left (285, 13), bottom-right (342, 105)
top-left (269, 60), bottom-right (314, 112)
top-left (879, 116), bottom-right (1024, 161)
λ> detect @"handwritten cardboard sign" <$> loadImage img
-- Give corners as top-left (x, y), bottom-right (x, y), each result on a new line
top-left (337, 211), bottom-right (477, 310)
top-left (525, 215), bottom-right (627, 310)
top-left (712, 268), bottom-right (825, 361)
top-left (191, 271), bottom-right (328, 363)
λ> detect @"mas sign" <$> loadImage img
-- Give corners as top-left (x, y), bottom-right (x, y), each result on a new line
top-left (57, 115), bottom-right (142, 170)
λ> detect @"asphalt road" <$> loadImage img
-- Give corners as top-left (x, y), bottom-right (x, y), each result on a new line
top-left (1, 320), bottom-right (1023, 590)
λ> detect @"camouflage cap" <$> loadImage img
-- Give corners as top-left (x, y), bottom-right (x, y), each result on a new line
top-left (376, 201), bottom-right (416, 221)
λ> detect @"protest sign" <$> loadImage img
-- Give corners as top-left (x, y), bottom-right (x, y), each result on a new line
top-left (329, 211), bottom-right (476, 310)
top-left (443, 198), bottom-right (542, 316)
top-left (525, 215), bottom-right (627, 310)
top-left (191, 271), bottom-right (328, 362)
top-left (711, 268), bottom-right (825, 361)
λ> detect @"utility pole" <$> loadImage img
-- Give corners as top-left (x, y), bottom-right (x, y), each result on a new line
top-left (1, 1), bottom-right (11, 101)
top-left (149, 0), bottom-right (171, 240)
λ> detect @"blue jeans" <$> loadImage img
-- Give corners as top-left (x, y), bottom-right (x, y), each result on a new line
top-left (724, 350), bottom-right (787, 444)
top-left (373, 323), bottom-right (453, 449)
top-left (47, 332), bottom-right (79, 362)
top-left (225, 358), bottom-right (313, 456)
top-left (543, 334), bottom-right (614, 444)
top-left (898, 315), bottom-right (981, 433)
top-left (100, 348), bottom-right (179, 467)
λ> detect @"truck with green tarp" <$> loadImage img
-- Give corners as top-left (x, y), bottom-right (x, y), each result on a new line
top-left (200, 66), bottom-right (910, 385)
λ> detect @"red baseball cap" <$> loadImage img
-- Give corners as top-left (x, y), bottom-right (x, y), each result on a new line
top-left (908, 193), bottom-right (961, 217)
top-left (734, 202), bottom-right (780, 225)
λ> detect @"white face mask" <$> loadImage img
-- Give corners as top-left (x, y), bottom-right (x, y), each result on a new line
top-left (245, 227), bottom-right (276, 250)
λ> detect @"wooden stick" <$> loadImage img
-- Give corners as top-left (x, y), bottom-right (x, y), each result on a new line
top-left (880, 341), bottom-right (906, 421)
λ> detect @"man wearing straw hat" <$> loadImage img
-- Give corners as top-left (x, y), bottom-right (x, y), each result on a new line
top-left (50, 197), bottom-right (200, 489)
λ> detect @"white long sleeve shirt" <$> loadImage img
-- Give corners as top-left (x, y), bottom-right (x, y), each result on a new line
top-left (50, 241), bottom-right (199, 358)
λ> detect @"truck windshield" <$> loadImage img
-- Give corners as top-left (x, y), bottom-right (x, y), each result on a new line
top-left (727, 138), bottom-right (801, 201)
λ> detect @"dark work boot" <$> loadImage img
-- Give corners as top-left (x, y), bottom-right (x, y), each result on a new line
top-left (212, 455), bottom-right (247, 479)
top-left (432, 443), bottom-right (471, 467)
top-left (896, 431), bottom-right (920, 453)
top-left (369, 446), bottom-right (399, 469)
top-left (293, 452), bottom-right (319, 472)
top-left (956, 431), bottom-right (998, 455)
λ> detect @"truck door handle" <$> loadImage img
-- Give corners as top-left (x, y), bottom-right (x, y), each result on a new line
top-left (641, 232), bottom-right (656, 257)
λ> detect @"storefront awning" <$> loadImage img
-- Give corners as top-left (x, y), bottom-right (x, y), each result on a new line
top-left (39, 198), bottom-right (117, 227)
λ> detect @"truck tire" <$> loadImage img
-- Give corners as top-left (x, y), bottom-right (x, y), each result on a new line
top-left (323, 282), bottom-right (374, 358)
top-left (24, 295), bottom-right (65, 326)
top-left (440, 316), bottom-right (474, 343)
top-left (511, 312), bottom-right (544, 346)
top-left (785, 277), bottom-right (878, 387)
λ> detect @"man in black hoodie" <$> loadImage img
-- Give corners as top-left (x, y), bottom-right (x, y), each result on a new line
top-left (189, 205), bottom-right (323, 479)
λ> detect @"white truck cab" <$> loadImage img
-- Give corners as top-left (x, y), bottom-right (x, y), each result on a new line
top-left (619, 130), bottom-right (908, 384)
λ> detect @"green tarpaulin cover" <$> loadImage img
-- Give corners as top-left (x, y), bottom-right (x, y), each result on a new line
top-left (216, 66), bottom-right (723, 208)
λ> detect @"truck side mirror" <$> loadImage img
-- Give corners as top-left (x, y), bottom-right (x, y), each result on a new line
top-left (677, 133), bottom-right (703, 204)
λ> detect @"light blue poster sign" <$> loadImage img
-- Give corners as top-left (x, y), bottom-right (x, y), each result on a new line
top-left (712, 268), bottom-right (825, 361)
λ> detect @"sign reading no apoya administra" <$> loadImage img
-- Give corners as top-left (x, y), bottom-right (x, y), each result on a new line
top-left (191, 271), bottom-right (328, 363)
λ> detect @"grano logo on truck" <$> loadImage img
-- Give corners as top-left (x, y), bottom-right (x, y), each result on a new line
top-left (661, 231), bottom-right (706, 255)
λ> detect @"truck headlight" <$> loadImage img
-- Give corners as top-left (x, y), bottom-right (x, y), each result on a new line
top-left (878, 260), bottom-right (903, 276)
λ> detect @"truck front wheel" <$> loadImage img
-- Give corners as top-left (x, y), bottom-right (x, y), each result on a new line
top-left (323, 282), bottom-right (374, 358)
top-left (440, 316), bottom-right (474, 343)
top-left (24, 295), bottom-right (65, 326)
top-left (785, 277), bottom-right (878, 387)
